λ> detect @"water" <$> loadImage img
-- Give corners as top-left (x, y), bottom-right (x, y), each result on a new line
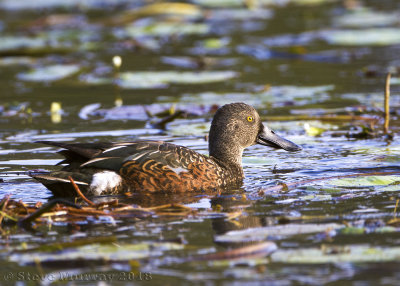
top-left (0, 0), bottom-right (400, 285)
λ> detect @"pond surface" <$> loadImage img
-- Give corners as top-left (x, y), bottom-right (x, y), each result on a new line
top-left (0, 0), bottom-right (400, 285)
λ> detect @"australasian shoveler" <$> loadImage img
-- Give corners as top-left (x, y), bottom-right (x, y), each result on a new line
top-left (32, 102), bottom-right (301, 196)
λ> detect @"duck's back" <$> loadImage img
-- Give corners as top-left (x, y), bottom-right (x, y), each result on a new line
top-left (33, 140), bottom-right (241, 196)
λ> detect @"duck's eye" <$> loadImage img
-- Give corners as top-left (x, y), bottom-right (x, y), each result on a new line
top-left (247, 116), bottom-right (254, 122)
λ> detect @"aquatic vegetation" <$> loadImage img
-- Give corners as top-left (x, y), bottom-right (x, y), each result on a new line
top-left (17, 64), bottom-right (81, 82)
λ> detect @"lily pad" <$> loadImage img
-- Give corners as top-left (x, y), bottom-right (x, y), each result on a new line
top-left (82, 71), bottom-right (237, 88)
top-left (271, 245), bottom-right (400, 264)
top-left (321, 28), bottom-right (400, 46)
top-left (160, 85), bottom-right (333, 106)
top-left (340, 92), bottom-right (400, 108)
top-left (115, 2), bottom-right (203, 23)
top-left (328, 176), bottom-right (400, 188)
top-left (91, 103), bottom-right (216, 121)
top-left (9, 242), bottom-right (184, 265)
top-left (207, 8), bottom-right (273, 20)
top-left (193, 0), bottom-right (335, 8)
top-left (168, 121), bottom-right (210, 136)
top-left (125, 22), bottom-right (209, 37)
top-left (215, 223), bottom-right (343, 242)
top-left (118, 71), bottom-right (237, 89)
top-left (0, 0), bottom-right (125, 10)
top-left (17, 64), bottom-right (81, 82)
top-left (161, 56), bottom-right (237, 69)
top-left (191, 0), bottom-right (246, 8)
top-left (335, 10), bottom-right (400, 28)
top-left (0, 57), bottom-right (36, 66)
top-left (0, 36), bottom-right (56, 56)
top-left (390, 77), bottom-right (400, 85)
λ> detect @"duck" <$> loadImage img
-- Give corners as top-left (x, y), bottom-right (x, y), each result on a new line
top-left (32, 103), bottom-right (301, 197)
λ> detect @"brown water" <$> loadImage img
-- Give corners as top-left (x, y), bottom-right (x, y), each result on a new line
top-left (0, 0), bottom-right (400, 285)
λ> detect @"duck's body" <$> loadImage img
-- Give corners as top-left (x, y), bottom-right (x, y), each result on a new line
top-left (34, 140), bottom-right (243, 196)
top-left (33, 103), bottom-right (301, 197)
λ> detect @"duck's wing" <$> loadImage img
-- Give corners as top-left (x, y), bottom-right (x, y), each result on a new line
top-left (37, 140), bottom-right (117, 167)
top-left (38, 140), bottom-right (205, 173)
top-left (80, 141), bottom-right (205, 173)
top-left (37, 140), bottom-right (214, 194)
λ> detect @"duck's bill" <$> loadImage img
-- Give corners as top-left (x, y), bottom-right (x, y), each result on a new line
top-left (257, 130), bottom-right (301, 152)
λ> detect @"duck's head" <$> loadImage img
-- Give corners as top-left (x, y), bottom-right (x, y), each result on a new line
top-left (209, 102), bottom-right (301, 165)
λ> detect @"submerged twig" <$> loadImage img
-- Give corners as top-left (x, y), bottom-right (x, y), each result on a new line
top-left (146, 203), bottom-right (195, 216)
top-left (384, 72), bottom-right (391, 134)
top-left (151, 110), bottom-right (185, 129)
top-left (69, 176), bottom-right (95, 207)
top-left (19, 199), bottom-right (81, 227)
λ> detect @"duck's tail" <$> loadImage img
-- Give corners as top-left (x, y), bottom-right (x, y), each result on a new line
top-left (32, 172), bottom-right (90, 197)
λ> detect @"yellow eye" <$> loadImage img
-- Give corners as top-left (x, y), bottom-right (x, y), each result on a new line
top-left (247, 116), bottom-right (254, 122)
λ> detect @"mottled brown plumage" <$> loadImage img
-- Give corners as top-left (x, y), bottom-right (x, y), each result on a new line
top-left (32, 103), bottom-right (301, 197)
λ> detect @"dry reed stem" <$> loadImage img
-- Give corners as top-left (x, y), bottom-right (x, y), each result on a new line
top-left (384, 72), bottom-right (391, 134)
top-left (68, 176), bottom-right (95, 207)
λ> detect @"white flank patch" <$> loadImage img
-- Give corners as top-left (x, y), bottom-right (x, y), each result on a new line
top-left (170, 166), bottom-right (188, 175)
top-left (89, 171), bottom-right (122, 195)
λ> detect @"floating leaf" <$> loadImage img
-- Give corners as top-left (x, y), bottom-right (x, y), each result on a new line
top-left (117, 71), bottom-right (237, 89)
top-left (17, 64), bottom-right (81, 82)
top-left (328, 176), bottom-right (400, 188)
top-left (9, 242), bottom-right (184, 265)
top-left (354, 145), bottom-right (400, 156)
top-left (115, 2), bottom-right (203, 24)
top-left (160, 85), bottom-right (333, 105)
top-left (321, 28), bottom-right (400, 46)
top-left (192, 0), bottom-right (244, 8)
top-left (196, 242), bottom-right (277, 261)
top-left (83, 71), bottom-right (237, 89)
top-left (125, 22), bottom-right (209, 37)
top-left (271, 245), bottom-right (400, 264)
top-left (381, 185), bottom-right (400, 192)
top-left (390, 77), bottom-right (400, 85)
top-left (0, 36), bottom-right (47, 52)
top-left (168, 121), bottom-right (210, 136)
top-left (299, 194), bottom-right (332, 201)
top-left (340, 92), bottom-right (400, 108)
top-left (215, 223), bottom-right (343, 243)
top-left (208, 8), bottom-right (273, 20)
top-left (0, 35), bottom-right (74, 56)
top-left (0, 0), bottom-right (123, 10)
top-left (290, 0), bottom-right (336, 5)
top-left (0, 57), bottom-right (36, 66)
top-left (193, 0), bottom-right (334, 8)
top-left (335, 10), bottom-right (400, 28)
top-left (275, 194), bottom-right (332, 204)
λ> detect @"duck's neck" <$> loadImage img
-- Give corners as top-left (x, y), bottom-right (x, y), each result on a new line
top-left (209, 137), bottom-right (243, 170)
top-left (209, 148), bottom-right (244, 186)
